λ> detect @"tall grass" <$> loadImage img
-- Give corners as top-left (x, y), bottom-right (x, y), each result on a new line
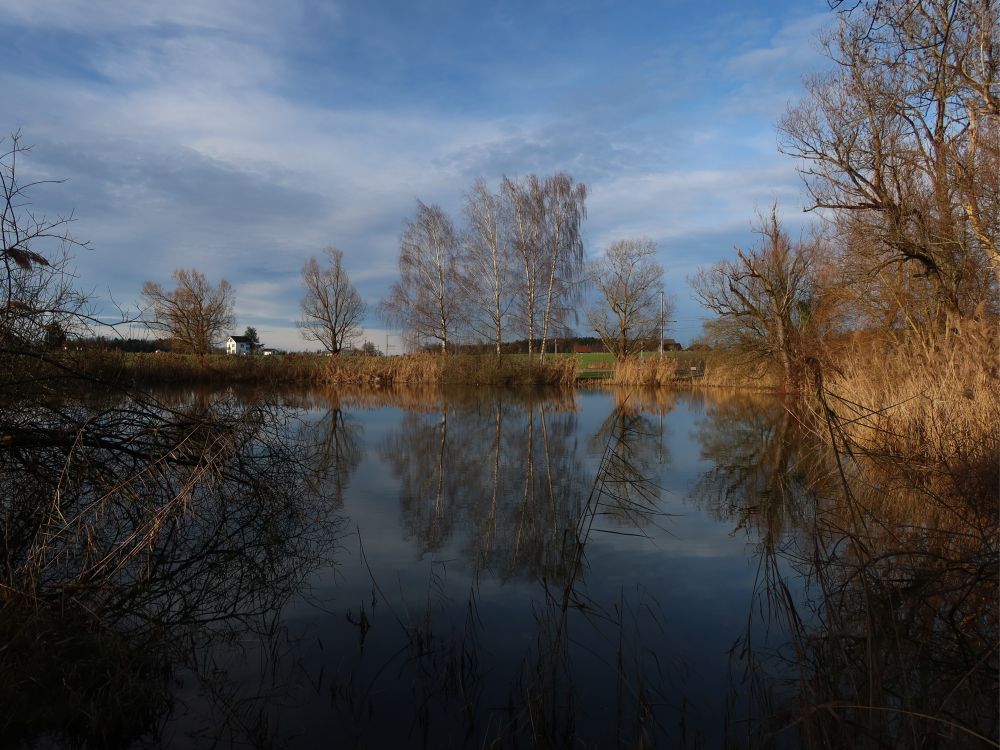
top-left (319, 353), bottom-right (577, 387)
top-left (609, 351), bottom-right (780, 389)
top-left (64, 351), bottom-right (323, 385)
top-left (813, 319), bottom-right (999, 491)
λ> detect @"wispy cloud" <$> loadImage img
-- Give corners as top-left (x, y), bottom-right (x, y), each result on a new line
top-left (2, 0), bottom-right (834, 348)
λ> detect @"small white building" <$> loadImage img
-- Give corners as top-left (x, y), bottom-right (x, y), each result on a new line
top-left (226, 335), bottom-right (253, 355)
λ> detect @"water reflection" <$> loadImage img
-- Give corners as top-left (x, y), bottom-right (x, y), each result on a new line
top-left (589, 391), bottom-right (669, 531)
top-left (379, 390), bottom-right (586, 580)
top-left (0, 389), bottom-right (345, 747)
top-left (306, 400), bottom-right (363, 509)
top-left (2, 384), bottom-right (994, 749)
top-left (688, 391), bottom-right (999, 748)
top-left (689, 391), bottom-right (824, 542)
top-left (354, 388), bottom-right (674, 747)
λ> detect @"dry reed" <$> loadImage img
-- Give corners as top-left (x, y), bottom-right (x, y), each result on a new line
top-left (319, 353), bottom-right (577, 387)
top-left (64, 351), bottom-right (323, 385)
top-left (609, 351), bottom-right (780, 389)
top-left (815, 319), bottom-right (999, 484)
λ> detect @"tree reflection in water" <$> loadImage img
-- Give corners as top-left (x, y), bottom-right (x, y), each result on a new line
top-left (3, 384), bottom-right (992, 748)
top-left (689, 391), bottom-right (998, 748)
top-left (303, 392), bottom-right (363, 510)
top-left (588, 387), bottom-right (673, 532)
top-left (368, 387), bottom-right (673, 747)
top-left (379, 388), bottom-right (586, 580)
top-left (0, 389), bottom-right (347, 747)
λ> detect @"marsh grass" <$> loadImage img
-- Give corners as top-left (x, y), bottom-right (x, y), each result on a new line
top-left (610, 350), bottom-right (781, 389)
top-left (320, 353), bottom-right (577, 386)
top-left (64, 351), bottom-right (323, 385)
top-left (730, 320), bottom-right (1000, 748)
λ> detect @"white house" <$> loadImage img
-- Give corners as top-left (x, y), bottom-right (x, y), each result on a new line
top-left (226, 335), bottom-right (253, 355)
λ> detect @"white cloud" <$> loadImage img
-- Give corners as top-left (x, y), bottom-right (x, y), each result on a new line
top-left (1, 1), bottom-right (833, 348)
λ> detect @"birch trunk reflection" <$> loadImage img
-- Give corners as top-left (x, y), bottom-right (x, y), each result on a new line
top-left (378, 391), bottom-right (585, 580)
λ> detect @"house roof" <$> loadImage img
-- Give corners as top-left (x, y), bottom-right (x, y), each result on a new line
top-left (228, 335), bottom-right (252, 343)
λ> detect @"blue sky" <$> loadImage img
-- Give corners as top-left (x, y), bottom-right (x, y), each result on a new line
top-left (2, 0), bottom-right (834, 350)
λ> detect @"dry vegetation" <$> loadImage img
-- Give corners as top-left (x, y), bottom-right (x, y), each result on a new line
top-left (608, 350), bottom-right (781, 390)
top-left (65, 351), bottom-right (323, 385)
top-left (817, 322), bottom-right (998, 467)
top-left (318, 352), bottom-right (577, 387)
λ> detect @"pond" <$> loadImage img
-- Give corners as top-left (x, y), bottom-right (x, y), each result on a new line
top-left (1, 386), bottom-right (995, 748)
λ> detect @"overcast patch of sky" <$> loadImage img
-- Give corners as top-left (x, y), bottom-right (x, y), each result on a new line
top-left (1, 0), bottom-right (834, 349)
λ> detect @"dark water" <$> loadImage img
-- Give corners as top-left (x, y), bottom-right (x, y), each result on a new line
top-left (2, 386), bottom-right (995, 748)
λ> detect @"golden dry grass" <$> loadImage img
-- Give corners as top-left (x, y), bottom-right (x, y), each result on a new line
top-left (319, 353), bottom-right (577, 387)
top-left (609, 351), bottom-right (780, 389)
top-left (817, 320), bottom-right (999, 469)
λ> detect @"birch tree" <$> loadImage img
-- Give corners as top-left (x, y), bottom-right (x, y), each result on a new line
top-left (379, 201), bottom-right (463, 352)
top-left (503, 175), bottom-right (544, 354)
top-left (462, 178), bottom-right (512, 356)
top-left (538, 173), bottom-right (588, 359)
top-left (502, 173), bottom-right (588, 356)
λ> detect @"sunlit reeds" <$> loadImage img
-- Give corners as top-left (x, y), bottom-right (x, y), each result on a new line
top-left (609, 351), bottom-right (781, 389)
top-left (319, 353), bottom-right (577, 386)
top-left (816, 319), bottom-right (999, 474)
top-left (712, 320), bottom-right (1000, 748)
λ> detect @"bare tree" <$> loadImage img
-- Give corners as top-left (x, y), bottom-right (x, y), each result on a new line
top-left (538, 173), bottom-right (587, 359)
top-left (691, 208), bottom-right (815, 386)
top-left (779, 0), bottom-right (1000, 325)
top-left (379, 201), bottom-right (464, 353)
top-left (503, 175), bottom-right (545, 354)
top-left (1, 131), bottom-right (90, 352)
top-left (502, 173), bottom-right (588, 356)
top-left (462, 178), bottom-right (513, 357)
top-left (587, 238), bottom-right (667, 359)
top-left (298, 247), bottom-right (366, 354)
top-left (141, 269), bottom-right (235, 354)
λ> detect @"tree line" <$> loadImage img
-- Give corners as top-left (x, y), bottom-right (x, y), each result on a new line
top-left (129, 171), bottom-right (671, 359)
top-left (379, 174), bottom-right (589, 357)
top-left (5, 0), bottom-right (994, 376)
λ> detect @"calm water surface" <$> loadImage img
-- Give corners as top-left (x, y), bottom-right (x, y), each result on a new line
top-left (6, 385), bottom-right (994, 748)
top-left (161, 387), bottom-right (810, 748)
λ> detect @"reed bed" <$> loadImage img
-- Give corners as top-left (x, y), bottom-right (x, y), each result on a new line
top-left (814, 320), bottom-right (999, 496)
top-left (64, 351), bottom-right (323, 385)
top-left (319, 353), bottom-right (577, 387)
top-left (609, 351), bottom-right (780, 389)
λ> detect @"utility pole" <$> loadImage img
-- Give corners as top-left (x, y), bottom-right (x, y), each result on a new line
top-left (658, 290), bottom-right (664, 357)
